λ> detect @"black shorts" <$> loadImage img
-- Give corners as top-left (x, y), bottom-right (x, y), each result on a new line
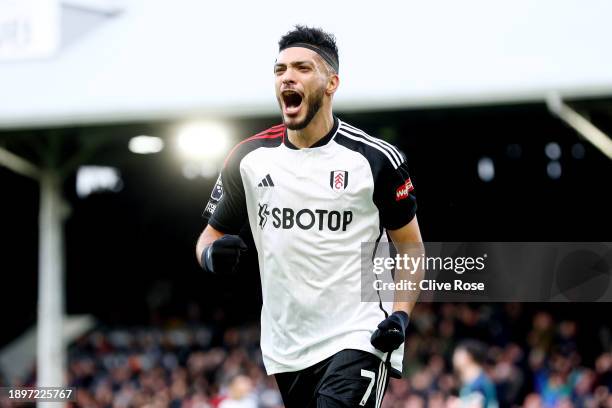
top-left (274, 349), bottom-right (391, 408)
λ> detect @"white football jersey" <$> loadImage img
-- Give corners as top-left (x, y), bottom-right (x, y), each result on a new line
top-left (203, 117), bottom-right (417, 376)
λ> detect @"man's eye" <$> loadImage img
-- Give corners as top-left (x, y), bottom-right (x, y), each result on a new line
top-left (274, 67), bottom-right (285, 74)
top-left (299, 66), bottom-right (311, 72)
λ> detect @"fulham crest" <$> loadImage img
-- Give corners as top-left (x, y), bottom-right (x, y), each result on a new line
top-left (330, 170), bottom-right (348, 191)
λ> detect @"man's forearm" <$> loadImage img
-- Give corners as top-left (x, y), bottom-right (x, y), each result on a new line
top-left (392, 301), bottom-right (417, 315)
top-left (387, 217), bottom-right (424, 317)
top-left (391, 259), bottom-right (423, 316)
top-left (195, 225), bottom-right (225, 267)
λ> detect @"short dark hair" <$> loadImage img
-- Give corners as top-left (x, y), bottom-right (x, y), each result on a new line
top-left (278, 25), bottom-right (339, 73)
top-left (456, 339), bottom-right (488, 365)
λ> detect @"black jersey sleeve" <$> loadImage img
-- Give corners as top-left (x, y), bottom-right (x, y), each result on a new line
top-left (202, 152), bottom-right (248, 234)
top-left (201, 125), bottom-right (285, 233)
top-left (374, 152), bottom-right (417, 230)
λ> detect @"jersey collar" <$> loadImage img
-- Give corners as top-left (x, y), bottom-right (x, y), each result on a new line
top-left (283, 116), bottom-right (339, 150)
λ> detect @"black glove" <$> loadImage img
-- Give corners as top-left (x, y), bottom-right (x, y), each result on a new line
top-left (201, 235), bottom-right (247, 274)
top-left (370, 311), bottom-right (409, 352)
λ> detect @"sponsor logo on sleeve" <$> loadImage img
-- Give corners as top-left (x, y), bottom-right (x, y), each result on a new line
top-left (203, 174), bottom-right (223, 218)
top-left (211, 174), bottom-right (223, 200)
top-left (204, 201), bottom-right (217, 216)
top-left (395, 178), bottom-right (414, 201)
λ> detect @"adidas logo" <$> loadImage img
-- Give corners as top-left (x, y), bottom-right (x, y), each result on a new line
top-left (257, 174), bottom-right (274, 187)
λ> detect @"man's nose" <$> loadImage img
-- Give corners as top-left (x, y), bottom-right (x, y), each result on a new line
top-left (280, 68), bottom-right (296, 84)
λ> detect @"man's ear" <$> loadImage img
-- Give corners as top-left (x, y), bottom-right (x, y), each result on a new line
top-left (326, 74), bottom-right (339, 95)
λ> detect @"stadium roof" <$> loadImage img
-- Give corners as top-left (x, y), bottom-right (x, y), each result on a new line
top-left (1, 0), bottom-right (612, 129)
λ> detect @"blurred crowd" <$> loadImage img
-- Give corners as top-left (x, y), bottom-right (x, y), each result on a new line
top-left (384, 304), bottom-right (612, 408)
top-left (2, 303), bottom-right (611, 408)
top-left (65, 323), bottom-right (282, 408)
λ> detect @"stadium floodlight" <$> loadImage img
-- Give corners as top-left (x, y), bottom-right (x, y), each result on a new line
top-left (571, 143), bottom-right (585, 159)
top-left (547, 161), bottom-right (562, 179)
top-left (477, 157), bottom-right (495, 182)
top-left (76, 165), bottom-right (122, 198)
top-left (545, 142), bottom-right (561, 160)
top-left (128, 135), bottom-right (164, 154)
top-left (176, 121), bottom-right (231, 161)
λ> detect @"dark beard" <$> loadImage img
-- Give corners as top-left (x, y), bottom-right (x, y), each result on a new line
top-left (284, 87), bottom-right (324, 130)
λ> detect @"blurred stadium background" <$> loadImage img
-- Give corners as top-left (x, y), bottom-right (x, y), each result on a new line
top-left (1, 0), bottom-right (611, 407)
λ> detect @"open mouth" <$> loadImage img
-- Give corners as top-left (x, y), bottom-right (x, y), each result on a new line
top-left (281, 90), bottom-right (303, 116)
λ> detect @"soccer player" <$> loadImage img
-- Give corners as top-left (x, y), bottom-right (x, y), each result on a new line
top-left (196, 25), bottom-right (422, 408)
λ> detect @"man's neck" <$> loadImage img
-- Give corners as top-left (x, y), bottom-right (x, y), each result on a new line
top-left (461, 365), bottom-right (483, 384)
top-left (287, 111), bottom-right (334, 149)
